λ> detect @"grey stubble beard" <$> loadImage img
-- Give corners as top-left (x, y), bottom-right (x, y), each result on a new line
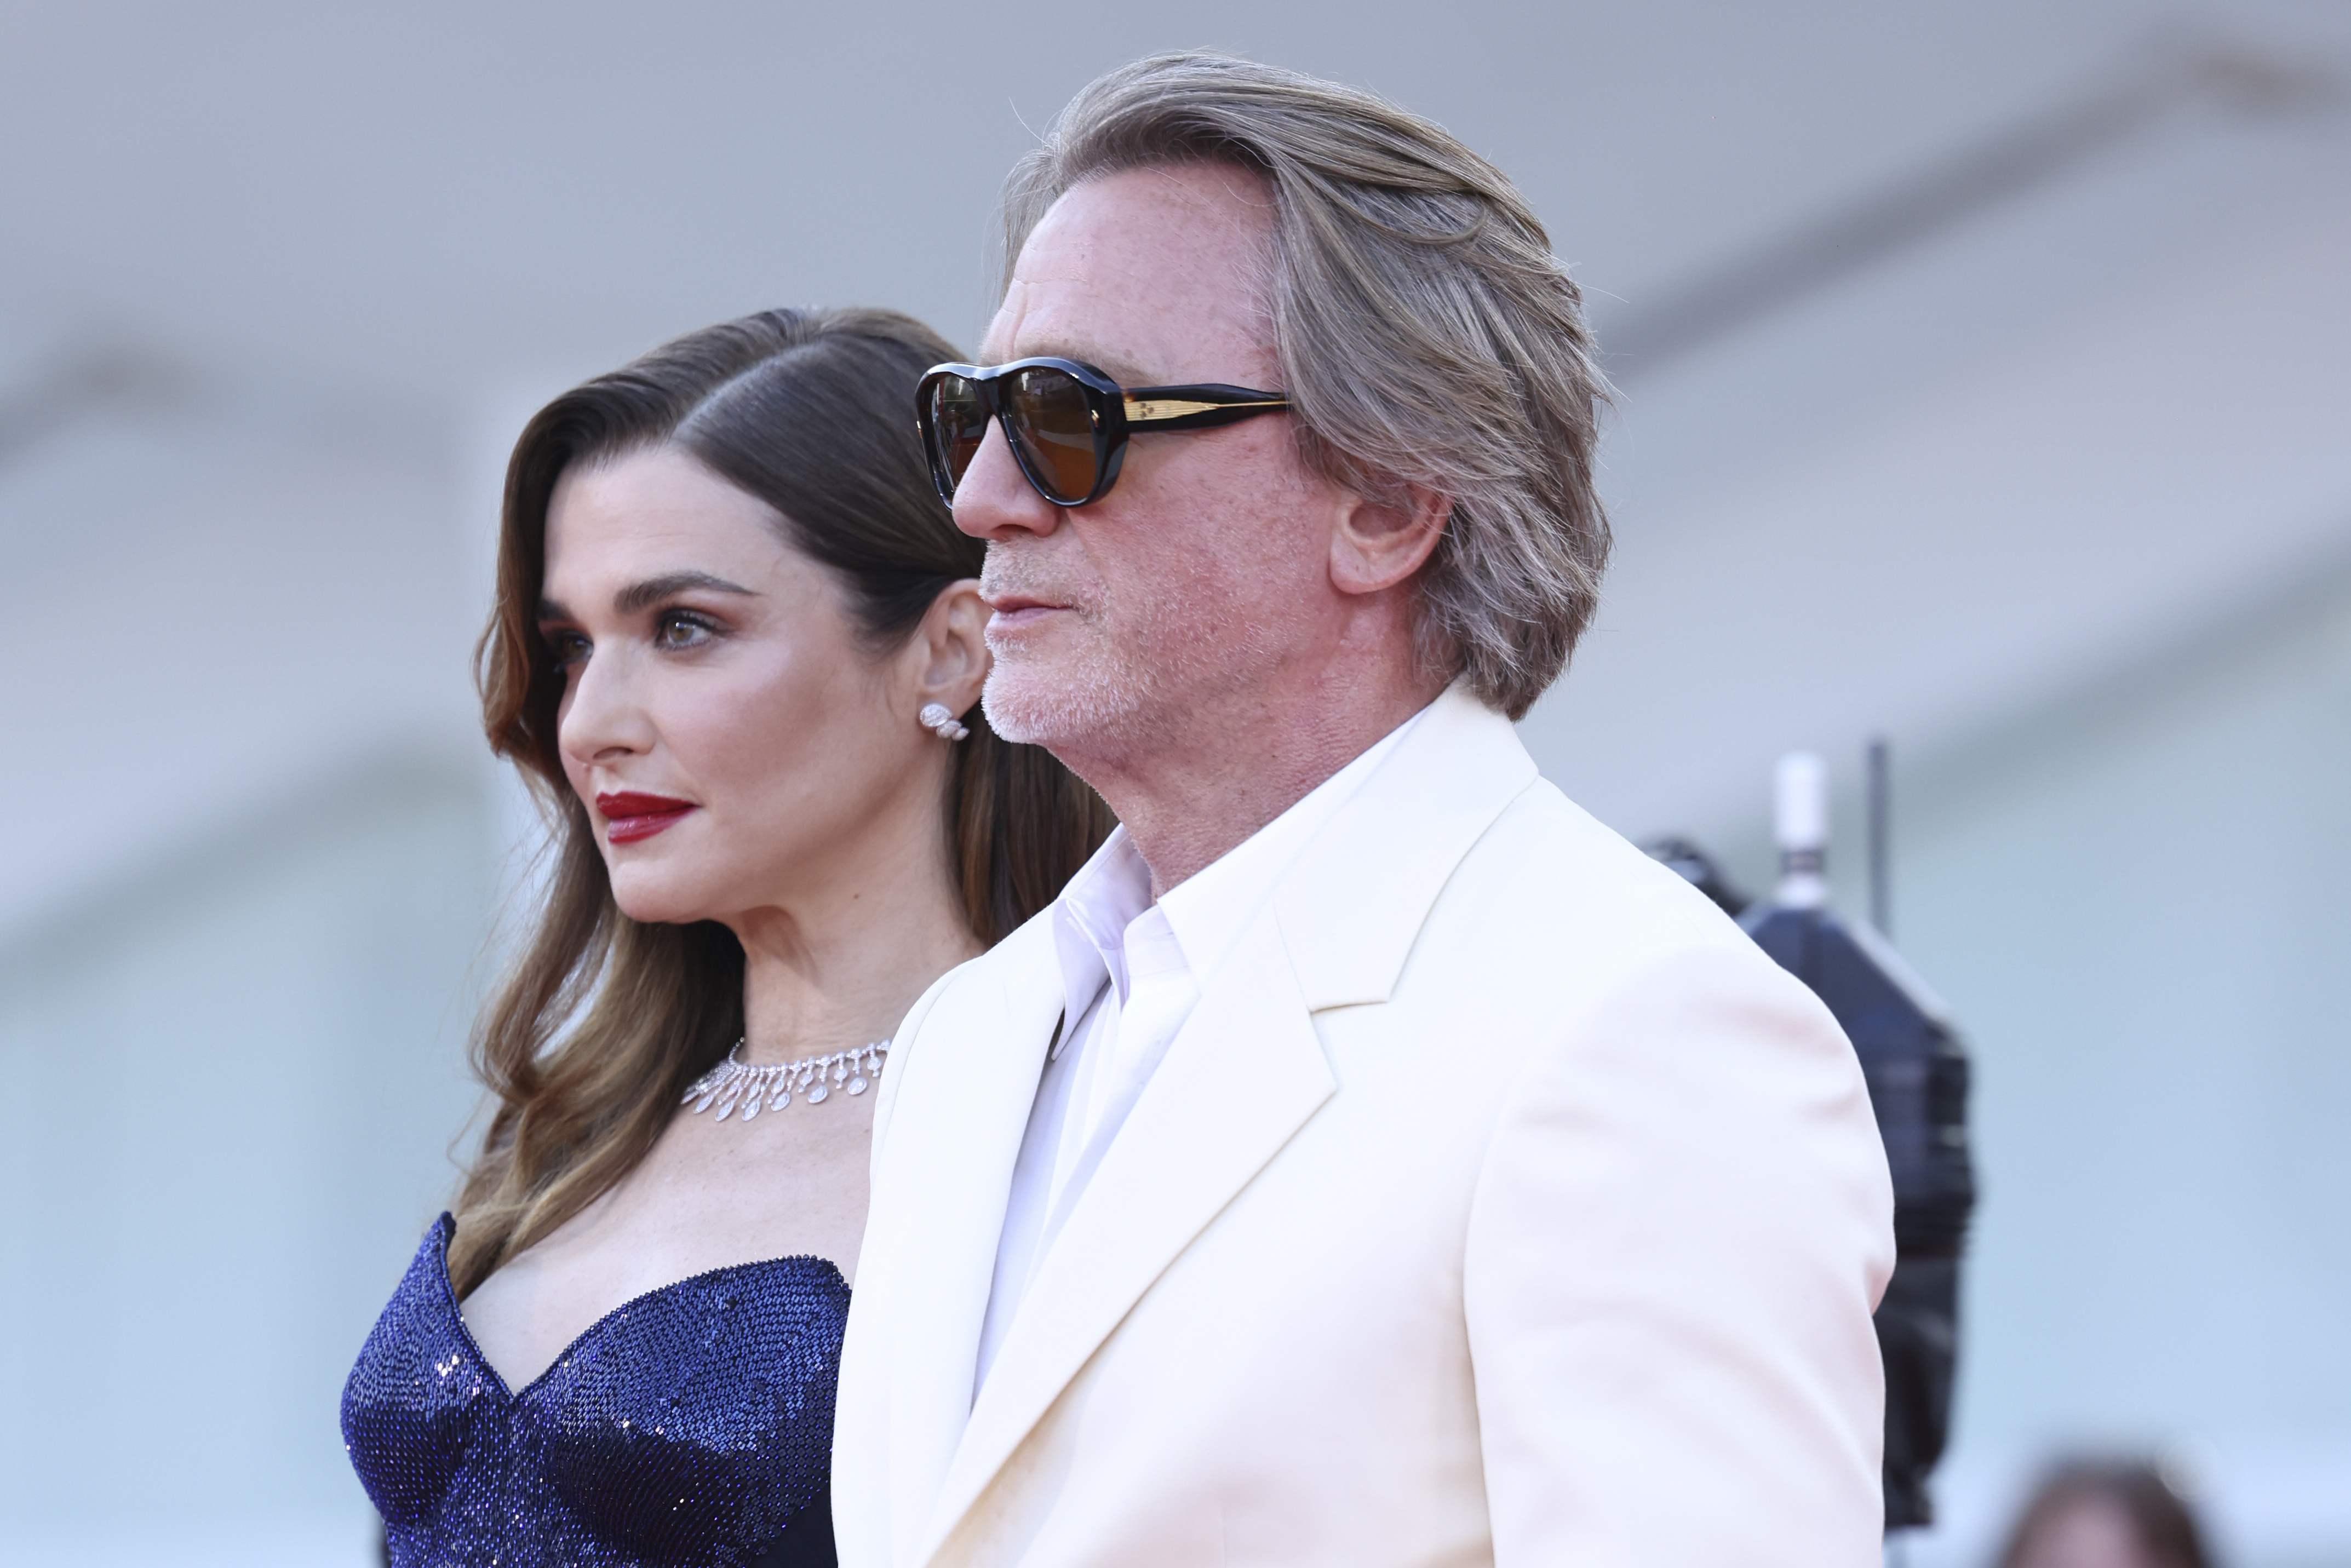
top-left (980, 613), bottom-right (1163, 755)
top-left (978, 548), bottom-right (1255, 765)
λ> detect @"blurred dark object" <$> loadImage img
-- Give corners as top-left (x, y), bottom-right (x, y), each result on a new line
top-left (1996, 1459), bottom-right (2217, 1568)
top-left (1642, 836), bottom-right (1750, 916)
top-left (1653, 749), bottom-right (1976, 1531)
top-left (1738, 895), bottom-right (1976, 1258)
top-left (1742, 896), bottom-right (1974, 1526)
top-left (1742, 751), bottom-right (1974, 1530)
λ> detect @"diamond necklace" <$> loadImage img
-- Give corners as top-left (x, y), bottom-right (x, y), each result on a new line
top-left (680, 1038), bottom-right (890, 1125)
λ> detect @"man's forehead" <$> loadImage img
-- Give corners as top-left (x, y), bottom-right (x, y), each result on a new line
top-left (981, 165), bottom-right (1277, 381)
top-left (981, 278), bottom-right (1153, 383)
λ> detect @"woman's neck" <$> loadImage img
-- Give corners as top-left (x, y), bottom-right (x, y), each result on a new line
top-left (723, 846), bottom-right (982, 1066)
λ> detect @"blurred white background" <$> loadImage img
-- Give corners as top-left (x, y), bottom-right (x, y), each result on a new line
top-left (1, 2), bottom-right (2346, 1564)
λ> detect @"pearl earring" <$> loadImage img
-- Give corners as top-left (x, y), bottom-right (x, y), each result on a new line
top-left (919, 702), bottom-right (971, 742)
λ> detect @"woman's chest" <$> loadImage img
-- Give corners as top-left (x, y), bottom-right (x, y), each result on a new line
top-left (466, 1109), bottom-right (871, 1387)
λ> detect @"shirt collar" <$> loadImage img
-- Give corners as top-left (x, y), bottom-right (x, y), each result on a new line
top-left (1045, 700), bottom-right (1434, 1032)
top-left (1050, 829), bottom-right (1153, 1027)
top-left (1156, 702), bottom-right (1429, 993)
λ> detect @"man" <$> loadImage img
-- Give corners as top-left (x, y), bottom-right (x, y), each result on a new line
top-left (836, 52), bottom-right (1894, 1568)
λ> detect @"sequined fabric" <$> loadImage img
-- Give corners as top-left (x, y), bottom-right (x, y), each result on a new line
top-left (343, 1214), bottom-right (846, 1568)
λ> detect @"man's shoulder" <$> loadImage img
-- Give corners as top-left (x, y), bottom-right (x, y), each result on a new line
top-left (908, 903), bottom-right (1062, 1030)
top-left (1458, 775), bottom-right (1723, 909)
top-left (874, 905), bottom-right (1063, 1145)
top-left (1403, 779), bottom-right (1855, 1097)
top-left (1433, 775), bottom-right (1767, 976)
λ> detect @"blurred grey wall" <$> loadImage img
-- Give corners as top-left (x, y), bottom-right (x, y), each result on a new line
top-left (1, 3), bottom-right (2346, 1564)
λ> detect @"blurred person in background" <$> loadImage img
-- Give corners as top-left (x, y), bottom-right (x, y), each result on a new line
top-left (1996, 1460), bottom-right (2218, 1568)
top-left (836, 53), bottom-right (1893, 1568)
top-left (339, 308), bottom-right (1111, 1568)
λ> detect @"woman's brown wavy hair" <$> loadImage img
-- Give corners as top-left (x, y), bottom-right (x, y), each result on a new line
top-left (448, 307), bottom-right (1114, 1297)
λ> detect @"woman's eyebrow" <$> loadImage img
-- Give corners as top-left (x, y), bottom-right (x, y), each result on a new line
top-left (535, 571), bottom-right (759, 625)
top-left (613, 571), bottom-right (759, 614)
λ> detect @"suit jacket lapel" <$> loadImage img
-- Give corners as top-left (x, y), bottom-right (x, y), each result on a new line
top-left (918, 909), bottom-right (1335, 1563)
top-left (851, 920), bottom-right (1066, 1568)
top-left (1277, 687), bottom-right (1539, 1010)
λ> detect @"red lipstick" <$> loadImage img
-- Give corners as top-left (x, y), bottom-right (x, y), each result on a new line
top-left (595, 791), bottom-right (697, 845)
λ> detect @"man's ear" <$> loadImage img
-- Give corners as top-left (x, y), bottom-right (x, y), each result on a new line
top-left (910, 578), bottom-right (990, 718)
top-left (1330, 483), bottom-right (1449, 597)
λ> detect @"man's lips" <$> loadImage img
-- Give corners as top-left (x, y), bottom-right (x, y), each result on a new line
top-left (595, 791), bottom-right (697, 845)
top-left (982, 594), bottom-right (1071, 633)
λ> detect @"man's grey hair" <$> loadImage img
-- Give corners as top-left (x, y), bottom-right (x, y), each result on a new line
top-left (1001, 52), bottom-right (1610, 720)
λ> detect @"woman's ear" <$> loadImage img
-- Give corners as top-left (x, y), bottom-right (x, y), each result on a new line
top-left (910, 578), bottom-right (990, 719)
top-left (1329, 483), bottom-right (1449, 597)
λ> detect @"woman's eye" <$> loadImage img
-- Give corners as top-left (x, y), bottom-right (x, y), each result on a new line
top-left (544, 630), bottom-right (589, 670)
top-left (655, 612), bottom-right (718, 650)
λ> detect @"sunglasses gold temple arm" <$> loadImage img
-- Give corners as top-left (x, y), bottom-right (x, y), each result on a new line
top-left (1123, 397), bottom-right (1291, 422)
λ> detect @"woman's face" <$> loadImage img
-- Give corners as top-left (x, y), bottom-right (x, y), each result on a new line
top-left (538, 444), bottom-right (970, 929)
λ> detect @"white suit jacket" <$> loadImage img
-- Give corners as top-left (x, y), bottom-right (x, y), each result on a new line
top-left (835, 688), bottom-right (1895, 1568)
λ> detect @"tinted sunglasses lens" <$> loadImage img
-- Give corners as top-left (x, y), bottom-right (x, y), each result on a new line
top-left (923, 374), bottom-right (988, 498)
top-left (1005, 367), bottom-right (1100, 503)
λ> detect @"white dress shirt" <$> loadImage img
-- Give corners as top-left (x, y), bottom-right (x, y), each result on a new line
top-left (973, 707), bottom-right (1430, 1393)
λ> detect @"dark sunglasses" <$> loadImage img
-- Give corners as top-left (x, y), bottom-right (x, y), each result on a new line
top-left (916, 357), bottom-right (1291, 509)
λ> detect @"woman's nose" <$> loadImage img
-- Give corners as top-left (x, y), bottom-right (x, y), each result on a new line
top-left (558, 644), bottom-right (656, 765)
top-left (952, 420), bottom-right (1064, 542)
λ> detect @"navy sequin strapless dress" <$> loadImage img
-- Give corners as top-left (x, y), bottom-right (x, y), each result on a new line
top-left (343, 1215), bottom-right (846, 1568)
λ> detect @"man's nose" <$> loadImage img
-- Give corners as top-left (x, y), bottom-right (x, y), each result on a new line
top-left (952, 420), bottom-right (1064, 541)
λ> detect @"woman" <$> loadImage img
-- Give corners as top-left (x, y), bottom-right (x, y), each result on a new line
top-left (341, 308), bottom-right (1111, 1567)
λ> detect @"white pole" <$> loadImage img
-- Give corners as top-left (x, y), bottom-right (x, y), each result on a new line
top-left (1774, 751), bottom-right (1829, 909)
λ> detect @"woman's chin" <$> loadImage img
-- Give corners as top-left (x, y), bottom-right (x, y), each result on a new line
top-left (607, 872), bottom-right (722, 929)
